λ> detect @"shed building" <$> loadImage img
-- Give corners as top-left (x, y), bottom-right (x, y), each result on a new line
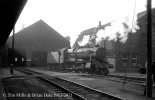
top-left (7, 20), bottom-right (70, 67)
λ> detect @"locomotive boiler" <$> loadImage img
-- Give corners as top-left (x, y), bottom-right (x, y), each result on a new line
top-left (63, 47), bottom-right (109, 75)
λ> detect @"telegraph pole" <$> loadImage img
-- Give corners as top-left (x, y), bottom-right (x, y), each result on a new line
top-left (10, 27), bottom-right (15, 74)
top-left (146, 0), bottom-right (152, 97)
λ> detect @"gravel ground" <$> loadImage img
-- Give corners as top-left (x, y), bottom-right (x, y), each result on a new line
top-left (28, 67), bottom-right (155, 100)
top-left (2, 76), bottom-right (73, 100)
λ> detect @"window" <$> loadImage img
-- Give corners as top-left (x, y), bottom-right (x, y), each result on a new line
top-left (122, 53), bottom-right (128, 66)
top-left (22, 58), bottom-right (25, 62)
top-left (122, 59), bottom-right (128, 66)
top-left (131, 53), bottom-right (137, 66)
top-left (15, 58), bottom-right (18, 62)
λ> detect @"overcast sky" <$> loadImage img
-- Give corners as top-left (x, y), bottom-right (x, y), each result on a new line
top-left (14, 0), bottom-right (155, 46)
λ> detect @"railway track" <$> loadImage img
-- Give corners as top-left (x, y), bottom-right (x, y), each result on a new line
top-left (80, 74), bottom-right (146, 86)
top-left (39, 67), bottom-right (146, 86)
top-left (15, 68), bottom-right (123, 100)
top-left (2, 76), bottom-right (74, 100)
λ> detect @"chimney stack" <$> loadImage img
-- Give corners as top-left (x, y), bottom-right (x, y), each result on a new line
top-left (99, 21), bottom-right (101, 27)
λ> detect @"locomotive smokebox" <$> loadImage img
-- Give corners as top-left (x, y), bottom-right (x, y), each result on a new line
top-left (95, 47), bottom-right (106, 63)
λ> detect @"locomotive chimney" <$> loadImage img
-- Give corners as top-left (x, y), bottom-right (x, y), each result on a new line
top-left (99, 21), bottom-right (101, 27)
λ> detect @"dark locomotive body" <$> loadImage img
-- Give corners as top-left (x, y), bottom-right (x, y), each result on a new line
top-left (46, 22), bottom-right (113, 74)
top-left (47, 47), bottom-right (109, 75)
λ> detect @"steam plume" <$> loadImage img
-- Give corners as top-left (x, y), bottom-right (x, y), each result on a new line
top-left (78, 35), bottom-right (90, 46)
top-left (75, 16), bottom-right (139, 47)
top-left (96, 18), bottom-right (139, 44)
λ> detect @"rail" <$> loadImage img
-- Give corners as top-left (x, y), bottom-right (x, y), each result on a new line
top-left (15, 67), bottom-right (123, 100)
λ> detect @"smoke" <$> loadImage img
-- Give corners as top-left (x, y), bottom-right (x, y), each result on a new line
top-left (96, 17), bottom-right (139, 44)
top-left (78, 35), bottom-right (90, 46)
top-left (76, 16), bottom-right (139, 47)
top-left (96, 22), bottom-right (128, 43)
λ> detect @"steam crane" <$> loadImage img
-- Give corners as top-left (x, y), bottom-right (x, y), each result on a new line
top-left (88, 21), bottom-right (111, 47)
top-left (73, 21), bottom-right (112, 49)
top-left (94, 21), bottom-right (111, 35)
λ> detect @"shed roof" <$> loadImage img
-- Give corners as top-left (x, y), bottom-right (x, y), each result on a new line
top-left (7, 20), bottom-right (70, 52)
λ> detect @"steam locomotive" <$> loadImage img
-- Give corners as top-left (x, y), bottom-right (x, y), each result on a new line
top-left (47, 46), bottom-right (109, 75)
top-left (47, 22), bottom-right (113, 75)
